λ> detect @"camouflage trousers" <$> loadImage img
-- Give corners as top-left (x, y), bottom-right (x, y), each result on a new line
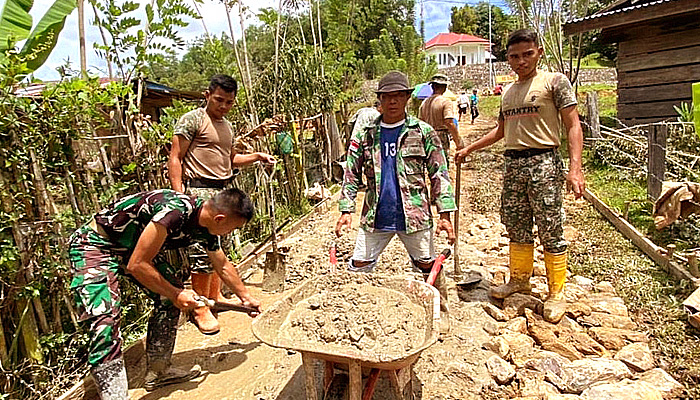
top-left (186, 186), bottom-right (233, 274)
top-left (437, 130), bottom-right (451, 168)
top-left (68, 225), bottom-right (187, 367)
top-left (500, 150), bottom-right (567, 253)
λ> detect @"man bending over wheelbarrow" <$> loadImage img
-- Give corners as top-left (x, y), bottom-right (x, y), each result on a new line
top-left (335, 70), bottom-right (456, 319)
top-left (68, 188), bottom-right (261, 399)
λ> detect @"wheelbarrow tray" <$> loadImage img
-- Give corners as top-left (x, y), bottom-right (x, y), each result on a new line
top-left (252, 272), bottom-right (440, 370)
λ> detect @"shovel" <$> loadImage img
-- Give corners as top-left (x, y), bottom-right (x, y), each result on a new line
top-left (260, 165), bottom-right (286, 292)
top-left (453, 161), bottom-right (482, 289)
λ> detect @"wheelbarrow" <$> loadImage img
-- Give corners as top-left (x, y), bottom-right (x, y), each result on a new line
top-left (251, 273), bottom-right (440, 400)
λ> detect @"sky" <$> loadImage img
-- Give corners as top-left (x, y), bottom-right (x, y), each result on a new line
top-left (19, 0), bottom-right (511, 81)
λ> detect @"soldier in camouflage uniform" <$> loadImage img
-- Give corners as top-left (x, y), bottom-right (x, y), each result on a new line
top-left (455, 29), bottom-right (585, 324)
top-left (335, 71), bottom-right (456, 321)
top-left (168, 74), bottom-right (274, 334)
top-left (69, 189), bottom-right (260, 399)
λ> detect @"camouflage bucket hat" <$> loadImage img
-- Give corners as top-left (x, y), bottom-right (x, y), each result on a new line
top-left (376, 71), bottom-right (414, 94)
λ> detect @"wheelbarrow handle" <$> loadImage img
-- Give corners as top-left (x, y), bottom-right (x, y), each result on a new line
top-left (426, 248), bottom-right (451, 286)
top-left (329, 242), bottom-right (338, 273)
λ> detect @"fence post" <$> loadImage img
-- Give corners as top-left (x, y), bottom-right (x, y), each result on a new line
top-left (647, 124), bottom-right (667, 201)
top-left (586, 91), bottom-right (601, 138)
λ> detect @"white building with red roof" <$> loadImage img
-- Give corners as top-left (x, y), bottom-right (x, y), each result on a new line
top-left (425, 33), bottom-right (492, 68)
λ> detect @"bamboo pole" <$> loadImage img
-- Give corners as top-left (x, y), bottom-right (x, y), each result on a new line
top-left (77, 0), bottom-right (87, 78)
top-left (237, 0), bottom-right (257, 126)
top-left (224, 2), bottom-right (254, 127)
top-left (91, 2), bottom-right (114, 80)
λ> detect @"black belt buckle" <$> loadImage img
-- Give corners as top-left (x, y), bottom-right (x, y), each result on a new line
top-left (504, 147), bottom-right (555, 159)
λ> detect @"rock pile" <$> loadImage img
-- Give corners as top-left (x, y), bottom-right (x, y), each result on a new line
top-left (478, 277), bottom-right (685, 399)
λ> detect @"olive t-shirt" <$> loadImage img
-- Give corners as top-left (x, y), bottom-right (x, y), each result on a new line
top-left (174, 108), bottom-right (235, 181)
top-left (419, 94), bottom-right (454, 131)
top-left (499, 71), bottom-right (577, 150)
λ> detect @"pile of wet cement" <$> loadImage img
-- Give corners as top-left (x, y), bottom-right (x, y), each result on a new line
top-left (280, 282), bottom-right (428, 360)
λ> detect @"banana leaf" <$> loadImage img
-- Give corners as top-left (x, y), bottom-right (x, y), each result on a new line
top-left (0, 0), bottom-right (34, 53)
top-left (21, 0), bottom-right (76, 71)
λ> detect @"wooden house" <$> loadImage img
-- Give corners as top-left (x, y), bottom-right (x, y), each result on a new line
top-left (564, 0), bottom-right (700, 125)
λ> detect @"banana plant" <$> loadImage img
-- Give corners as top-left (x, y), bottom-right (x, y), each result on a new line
top-left (0, 0), bottom-right (77, 72)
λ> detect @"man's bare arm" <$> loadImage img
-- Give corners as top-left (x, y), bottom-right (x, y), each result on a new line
top-left (168, 135), bottom-right (191, 193)
top-left (561, 105), bottom-right (585, 199)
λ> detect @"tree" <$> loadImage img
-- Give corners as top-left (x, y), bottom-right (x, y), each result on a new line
top-left (449, 6), bottom-right (478, 34)
top-left (0, 0), bottom-right (77, 73)
top-left (448, 2), bottom-right (516, 61)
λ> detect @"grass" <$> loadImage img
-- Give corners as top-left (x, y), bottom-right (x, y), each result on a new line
top-left (578, 53), bottom-right (616, 68)
top-left (577, 82), bottom-right (618, 120)
top-left (567, 199), bottom-right (700, 398)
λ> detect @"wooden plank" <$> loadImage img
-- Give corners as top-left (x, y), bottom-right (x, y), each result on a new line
top-left (601, 13), bottom-right (700, 44)
top-left (348, 359), bottom-right (363, 400)
top-left (302, 353), bottom-right (319, 400)
top-left (618, 64), bottom-right (700, 88)
top-left (621, 116), bottom-right (675, 126)
top-left (618, 100), bottom-right (690, 120)
top-left (647, 125), bottom-right (667, 201)
top-left (619, 26), bottom-right (700, 57)
top-left (618, 45), bottom-right (700, 73)
top-left (586, 92), bottom-right (601, 138)
top-left (583, 188), bottom-right (699, 287)
top-left (563, 0), bottom-right (700, 35)
top-left (618, 82), bottom-right (693, 104)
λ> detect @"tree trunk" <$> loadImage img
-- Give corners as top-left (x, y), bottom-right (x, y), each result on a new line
top-left (236, 0), bottom-right (258, 126)
top-left (273, 0), bottom-right (283, 116)
top-left (225, 3), bottom-right (254, 127)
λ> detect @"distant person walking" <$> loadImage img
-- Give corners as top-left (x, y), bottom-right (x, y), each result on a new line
top-left (458, 91), bottom-right (469, 122)
top-left (470, 89), bottom-right (480, 124)
top-left (419, 74), bottom-right (463, 154)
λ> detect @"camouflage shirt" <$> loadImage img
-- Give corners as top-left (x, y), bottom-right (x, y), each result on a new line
top-left (339, 115), bottom-right (456, 234)
top-left (94, 189), bottom-right (219, 254)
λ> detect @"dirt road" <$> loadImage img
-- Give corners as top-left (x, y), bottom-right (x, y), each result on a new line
top-left (124, 117), bottom-right (683, 400)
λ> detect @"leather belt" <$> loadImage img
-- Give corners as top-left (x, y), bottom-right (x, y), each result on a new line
top-left (188, 177), bottom-right (230, 189)
top-left (504, 147), bottom-right (555, 159)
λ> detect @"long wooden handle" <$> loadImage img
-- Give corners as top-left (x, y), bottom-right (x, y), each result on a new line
top-left (454, 162), bottom-right (462, 274)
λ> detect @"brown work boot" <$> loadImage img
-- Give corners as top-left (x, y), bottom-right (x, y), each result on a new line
top-left (144, 364), bottom-right (202, 391)
top-left (190, 307), bottom-right (220, 335)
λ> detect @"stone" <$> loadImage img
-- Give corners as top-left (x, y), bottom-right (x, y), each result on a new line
top-left (582, 293), bottom-right (629, 316)
top-left (486, 355), bottom-right (515, 385)
top-left (523, 350), bottom-right (571, 376)
top-left (563, 283), bottom-right (588, 303)
top-left (588, 326), bottom-right (649, 351)
top-left (637, 368), bottom-right (685, 399)
top-left (501, 332), bottom-right (536, 368)
top-left (547, 395), bottom-right (581, 400)
top-left (504, 316), bottom-right (527, 334)
top-left (579, 312), bottom-right (637, 330)
top-left (483, 336), bottom-right (510, 359)
top-left (533, 263), bottom-right (547, 277)
top-left (570, 275), bottom-right (594, 291)
top-left (563, 226), bottom-right (579, 244)
top-left (516, 369), bottom-right (561, 398)
top-left (548, 358), bottom-right (633, 394)
top-left (564, 302), bottom-right (593, 319)
top-left (482, 303), bottom-right (508, 322)
top-left (558, 316), bottom-right (585, 333)
top-left (580, 379), bottom-right (663, 400)
top-left (503, 293), bottom-right (544, 318)
top-left (595, 281), bottom-right (616, 293)
top-left (525, 309), bottom-right (606, 360)
top-left (477, 220), bottom-right (492, 230)
top-left (614, 342), bottom-right (655, 372)
top-left (483, 320), bottom-right (501, 336)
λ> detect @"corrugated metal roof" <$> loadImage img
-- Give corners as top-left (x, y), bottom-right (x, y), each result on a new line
top-left (567, 0), bottom-right (677, 25)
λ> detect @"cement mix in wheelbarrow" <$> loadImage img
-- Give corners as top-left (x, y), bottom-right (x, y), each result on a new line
top-left (280, 282), bottom-right (427, 358)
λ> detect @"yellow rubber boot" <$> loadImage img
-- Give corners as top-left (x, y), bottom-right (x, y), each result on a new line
top-left (490, 242), bottom-right (534, 299)
top-left (543, 251), bottom-right (568, 323)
